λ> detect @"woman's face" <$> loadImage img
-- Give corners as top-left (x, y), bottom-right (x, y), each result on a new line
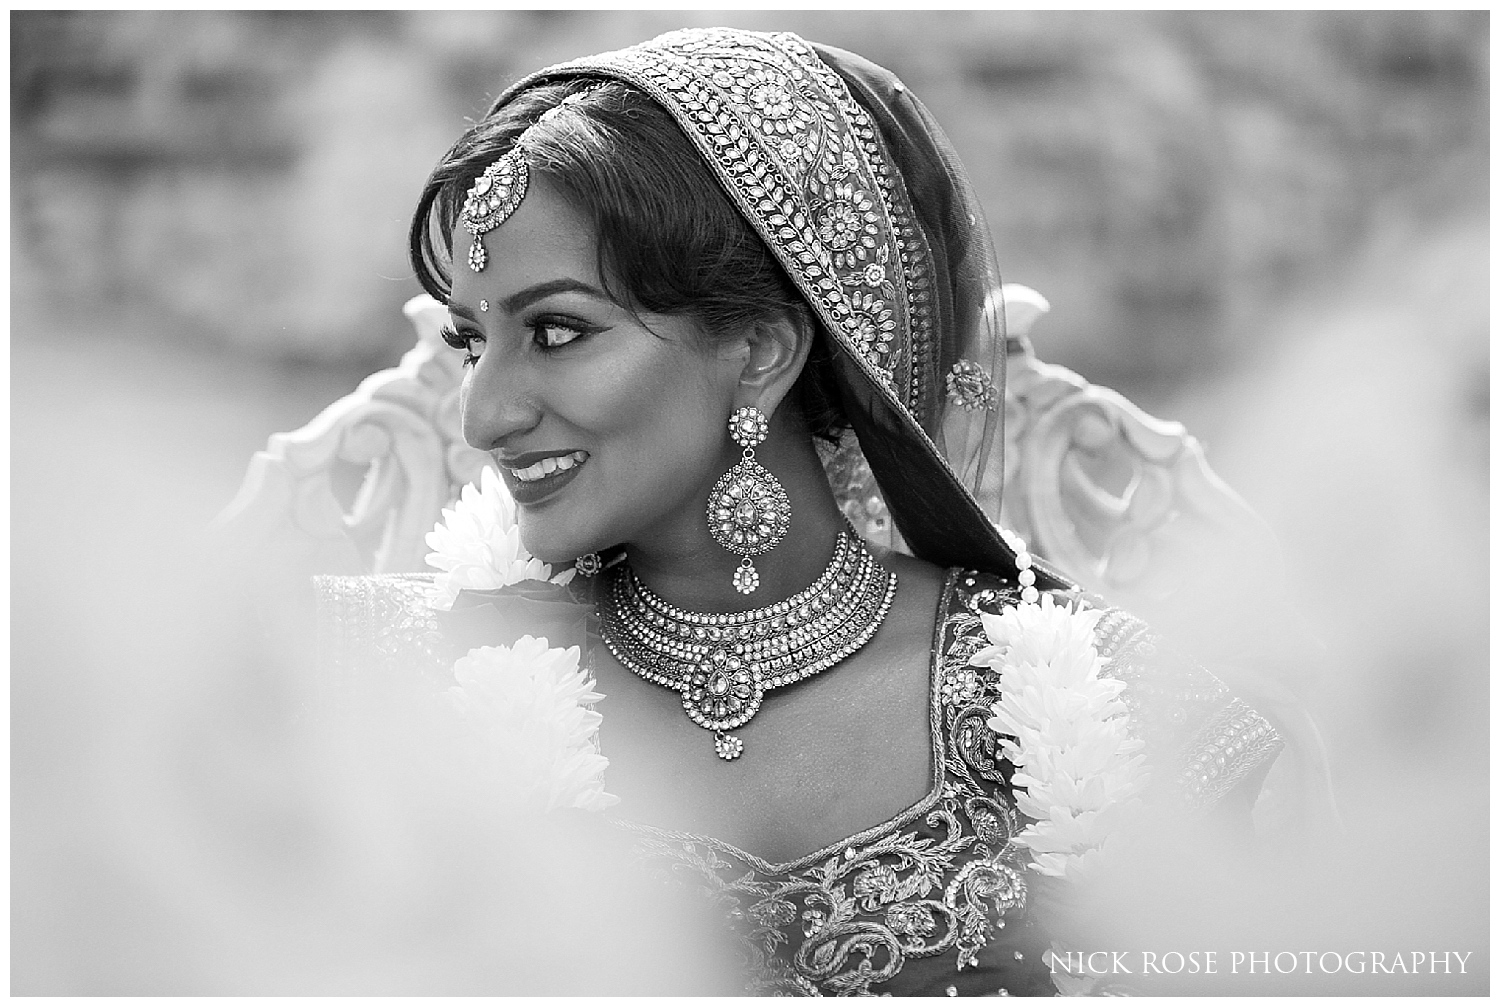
top-left (448, 175), bottom-right (744, 564)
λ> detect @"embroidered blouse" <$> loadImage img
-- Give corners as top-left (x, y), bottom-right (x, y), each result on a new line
top-left (314, 568), bottom-right (1283, 996)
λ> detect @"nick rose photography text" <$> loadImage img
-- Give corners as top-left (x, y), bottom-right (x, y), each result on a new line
top-left (1049, 951), bottom-right (1475, 975)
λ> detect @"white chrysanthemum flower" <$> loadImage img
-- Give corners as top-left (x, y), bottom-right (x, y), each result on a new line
top-left (425, 466), bottom-right (574, 610)
top-left (974, 593), bottom-right (1147, 879)
top-left (448, 636), bottom-right (619, 814)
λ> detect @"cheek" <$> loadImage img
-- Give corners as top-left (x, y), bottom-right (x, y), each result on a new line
top-left (511, 324), bottom-right (738, 561)
top-left (560, 342), bottom-right (734, 516)
top-left (574, 343), bottom-right (726, 450)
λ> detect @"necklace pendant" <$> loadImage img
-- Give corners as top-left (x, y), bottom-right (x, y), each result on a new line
top-left (732, 558), bottom-right (760, 595)
top-left (714, 732), bottom-right (744, 760)
top-left (682, 649), bottom-right (764, 733)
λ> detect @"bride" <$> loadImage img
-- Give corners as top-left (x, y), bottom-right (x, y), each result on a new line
top-left (346, 26), bottom-right (1283, 996)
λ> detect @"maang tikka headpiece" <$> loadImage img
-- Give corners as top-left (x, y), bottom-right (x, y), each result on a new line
top-left (459, 153), bottom-right (526, 273)
top-left (459, 84), bottom-right (603, 273)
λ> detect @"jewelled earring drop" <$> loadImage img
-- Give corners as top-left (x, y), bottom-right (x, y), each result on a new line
top-left (707, 406), bottom-right (791, 594)
top-left (574, 552), bottom-right (603, 577)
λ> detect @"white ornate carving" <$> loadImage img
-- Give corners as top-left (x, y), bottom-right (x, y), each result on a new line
top-left (991, 290), bottom-right (1324, 842)
top-left (994, 284), bottom-right (1281, 619)
top-left (214, 295), bottom-right (491, 573)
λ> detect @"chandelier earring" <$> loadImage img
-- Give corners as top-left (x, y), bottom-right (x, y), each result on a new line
top-left (707, 405), bottom-right (791, 595)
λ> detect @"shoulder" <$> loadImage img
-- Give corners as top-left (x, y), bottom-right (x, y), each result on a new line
top-left (930, 567), bottom-right (1022, 668)
top-left (870, 545), bottom-right (948, 601)
top-left (312, 571), bottom-right (441, 633)
top-left (861, 546), bottom-right (951, 662)
top-left (937, 569), bottom-right (1283, 811)
top-left (313, 571), bottom-right (439, 613)
top-left (1086, 603), bottom-right (1284, 809)
top-left (312, 573), bottom-right (453, 684)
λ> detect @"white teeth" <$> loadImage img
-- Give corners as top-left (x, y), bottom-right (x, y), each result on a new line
top-left (510, 451), bottom-right (587, 483)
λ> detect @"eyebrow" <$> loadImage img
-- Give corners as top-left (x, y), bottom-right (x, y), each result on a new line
top-left (503, 278), bottom-right (613, 314)
top-left (450, 278), bottom-right (614, 322)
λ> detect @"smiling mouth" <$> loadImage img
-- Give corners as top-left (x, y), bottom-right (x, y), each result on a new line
top-left (507, 449), bottom-right (589, 483)
top-left (498, 450), bottom-right (589, 505)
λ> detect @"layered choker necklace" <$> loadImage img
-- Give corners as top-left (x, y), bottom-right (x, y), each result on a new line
top-left (598, 529), bottom-right (898, 761)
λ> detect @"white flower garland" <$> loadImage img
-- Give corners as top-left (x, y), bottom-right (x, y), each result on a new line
top-left (424, 466), bottom-right (574, 612)
top-left (448, 637), bottom-right (618, 813)
top-left (424, 478), bottom-right (1146, 839)
top-left (425, 467), bottom-right (614, 813)
top-left (973, 593), bottom-right (1148, 880)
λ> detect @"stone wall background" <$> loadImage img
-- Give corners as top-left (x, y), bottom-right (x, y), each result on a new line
top-left (13, 10), bottom-right (1485, 388)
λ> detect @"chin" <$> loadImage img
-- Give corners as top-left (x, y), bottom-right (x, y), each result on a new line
top-left (517, 507), bottom-right (608, 566)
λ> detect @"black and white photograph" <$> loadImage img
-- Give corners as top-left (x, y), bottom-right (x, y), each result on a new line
top-left (12, 10), bottom-right (1488, 995)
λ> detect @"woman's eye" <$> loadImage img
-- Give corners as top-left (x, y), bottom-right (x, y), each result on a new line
top-left (530, 317), bottom-right (590, 350)
top-left (440, 324), bottom-right (485, 366)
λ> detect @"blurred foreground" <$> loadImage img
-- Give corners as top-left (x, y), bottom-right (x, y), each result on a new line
top-left (11, 327), bottom-right (732, 994)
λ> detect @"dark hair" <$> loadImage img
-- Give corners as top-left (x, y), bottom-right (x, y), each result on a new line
top-left (408, 79), bottom-right (847, 441)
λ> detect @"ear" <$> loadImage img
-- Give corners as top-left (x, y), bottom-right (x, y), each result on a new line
top-left (736, 306), bottom-right (815, 417)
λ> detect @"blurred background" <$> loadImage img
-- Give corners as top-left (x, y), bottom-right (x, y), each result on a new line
top-left (12, 10), bottom-right (1488, 994)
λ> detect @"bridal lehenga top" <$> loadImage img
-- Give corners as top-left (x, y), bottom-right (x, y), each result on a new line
top-left (315, 569), bottom-right (1282, 996)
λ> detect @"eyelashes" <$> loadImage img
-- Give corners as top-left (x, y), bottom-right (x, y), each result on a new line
top-left (439, 324), bottom-right (469, 351)
top-left (440, 315), bottom-right (603, 367)
top-left (440, 324), bottom-right (483, 367)
top-left (531, 316), bottom-right (595, 349)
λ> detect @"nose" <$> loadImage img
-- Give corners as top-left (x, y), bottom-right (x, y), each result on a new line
top-left (460, 350), bottom-right (544, 452)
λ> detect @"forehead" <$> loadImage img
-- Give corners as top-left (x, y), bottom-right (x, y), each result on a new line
top-left (451, 175), bottom-right (600, 303)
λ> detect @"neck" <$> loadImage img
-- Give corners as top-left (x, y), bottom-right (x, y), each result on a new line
top-left (623, 431), bottom-right (848, 614)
